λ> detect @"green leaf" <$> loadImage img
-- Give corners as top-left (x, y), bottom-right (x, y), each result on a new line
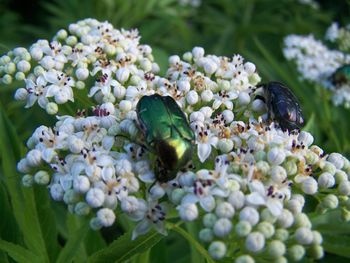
top-left (0, 239), bottom-right (38, 263)
top-left (56, 221), bottom-right (90, 263)
top-left (311, 210), bottom-right (350, 234)
top-left (169, 223), bottom-right (214, 263)
top-left (322, 234), bottom-right (350, 258)
top-left (88, 230), bottom-right (164, 263)
top-left (0, 107), bottom-right (49, 262)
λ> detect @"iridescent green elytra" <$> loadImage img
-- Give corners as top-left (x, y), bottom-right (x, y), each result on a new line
top-left (331, 64), bottom-right (350, 86)
top-left (136, 94), bottom-right (195, 182)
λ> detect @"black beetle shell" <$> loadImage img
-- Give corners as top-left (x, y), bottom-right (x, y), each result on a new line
top-left (265, 81), bottom-right (304, 131)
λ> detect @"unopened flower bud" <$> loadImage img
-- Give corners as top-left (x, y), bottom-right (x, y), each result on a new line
top-left (199, 228), bottom-right (213, 243)
top-left (213, 218), bottom-right (232, 237)
top-left (50, 183), bottom-right (64, 200)
top-left (34, 170), bottom-right (50, 185)
top-left (267, 148), bottom-right (286, 165)
top-left (295, 227), bottom-right (313, 245)
top-left (74, 202), bottom-right (91, 216)
top-left (97, 208), bottom-right (116, 227)
top-left (86, 188), bottom-right (105, 208)
top-left (246, 232), bottom-right (265, 252)
top-left (257, 222), bottom-right (275, 239)
top-left (177, 203), bottom-right (198, 221)
top-left (235, 220), bottom-right (252, 237)
top-left (288, 244), bottom-right (305, 261)
top-left (208, 241), bottom-right (226, 260)
top-left (186, 90), bottom-right (199, 105)
top-left (267, 240), bottom-right (286, 258)
top-left (22, 174), bottom-right (34, 187)
top-left (240, 207), bottom-right (259, 226)
top-left (301, 177), bottom-right (318, 195)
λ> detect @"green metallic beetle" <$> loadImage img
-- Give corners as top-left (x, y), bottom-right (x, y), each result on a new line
top-left (136, 94), bottom-right (195, 182)
top-left (331, 64), bottom-right (350, 87)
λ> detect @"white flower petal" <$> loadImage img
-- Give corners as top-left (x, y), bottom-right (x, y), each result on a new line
top-left (246, 192), bottom-right (266, 206)
top-left (198, 143), bottom-right (212, 162)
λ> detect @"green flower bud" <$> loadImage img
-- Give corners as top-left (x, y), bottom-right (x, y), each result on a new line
top-left (235, 255), bottom-right (255, 263)
top-left (321, 194), bottom-right (338, 209)
top-left (257, 221), bottom-right (275, 239)
top-left (63, 189), bottom-right (80, 205)
top-left (22, 174), bottom-right (34, 187)
top-left (74, 202), bottom-right (91, 216)
top-left (309, 245), bottom-right (324, 259)
top-left (256, 161), bottom-right (270, 175)
top-left (294, 213), bottom-right (312, 228)
top-left (199, 228), bottom-right (213, 243)
top-left (288, 245), bottom-right (305, 261)
top-left (34, 170), bottom-right (50, 185)
top-left (274, 228), bottom-right (289, 241)
top-left (283, 160), bottom-right (298, 175)
top-left (260, 208), bottom-right (277, 223)
top-left (305, 151), bottom-right (319, 165)
top-left (235, 220), bottom-right (252, 237)
top-left (2, 74), bottom-right (12, 84)
top-left (203, 213), bottom-right (217, 228)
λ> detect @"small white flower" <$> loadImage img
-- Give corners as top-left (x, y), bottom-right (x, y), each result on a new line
top-left (212, 90), bottom-right (238, 110)
top-left (89, 73), bottom-right (119, 97)
top-left (196, 127), bottom-right (218, 162)
top-left (246, 180), bottom-right (284, 217)
top-left (44, 70), bottom-right (74, 104)
top-left (132, 202), bottom-right (167, 240)
top-left (246, 232), bottom-right (265, 252)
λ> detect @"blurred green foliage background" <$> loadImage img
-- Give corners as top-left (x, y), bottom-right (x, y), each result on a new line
top-left (1, 0), bottom-right (350, 262)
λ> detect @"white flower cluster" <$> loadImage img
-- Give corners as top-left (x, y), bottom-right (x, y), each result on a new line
top-left (3, 19), bottom-right (350, 261)
top-left (283, 26), bottom-right (350, 108)
top-left (0, 18), bottom-right (158, 114)
top-left (325, 22), bottom-right (350, 52)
